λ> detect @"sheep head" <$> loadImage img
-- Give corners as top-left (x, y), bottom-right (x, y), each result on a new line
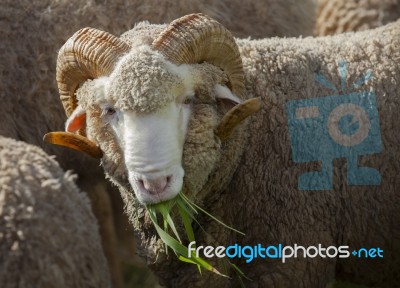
top-left (47, 14), bottom-right (261, 204)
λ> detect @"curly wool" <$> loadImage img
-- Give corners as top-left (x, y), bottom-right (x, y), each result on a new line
top-left (228, 21), bottom-right (400, 287)
top-left (315, 0), bottom-right (400, 35)
top-left (86, 20), bottom-right (400, 288)
top-left (0, 136), bottom-right (110, 288)
top-left (0, 1), bottom-right (315, 287)
top-left (109, 47), bottom-right (182, 113)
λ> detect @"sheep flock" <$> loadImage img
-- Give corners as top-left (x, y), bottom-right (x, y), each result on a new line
top-left (1, 0), bottom-right (400, 287)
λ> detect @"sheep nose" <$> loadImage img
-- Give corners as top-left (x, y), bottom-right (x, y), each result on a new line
top-left (140, 176), bottom-right (170, 195)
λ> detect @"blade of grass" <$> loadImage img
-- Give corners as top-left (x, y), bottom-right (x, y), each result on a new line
top-left (165, 213), bottom-right (181, 243)
top-left (178, 256), bottom-right (202, 274)
top-left (177, 197), bottom-right (218, 242)
top-left (176, 196), bottom-right (197, 219)
top-left (178, 194), bottom-right (198, 215)
top-left (230, 262), bottom-right (251, 280)
top-left (146, 205), bottom-right (227, 277)
top-left (181, 194), bottom-right (245, 236)
top-left (177, 201), bottom-right (196, 243)
top-left (147, 206), bottom-right (170, 253)
top-left (147, 207), bottom-right (190, 256)
top-left (230, 261), bottom-right (252, 287)
top-left (148, 194), bottom-right (247, 283)
top-left (157, 202), bottom-right (182, 242)
top-left (178, 255), bottom-right (198, 265)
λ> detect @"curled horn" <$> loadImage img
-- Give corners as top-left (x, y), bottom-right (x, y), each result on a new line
top-left (44, 132), bottom-right (103, 158)
top-left (45, 28), bottom-right (130, 157)
top-left (152, 13), bottom-right (244, 98)
top-left (57, 27), bottom-right (130, 119)
top-left (153, 14), bottom-right (260, 140)
top-left (215, 98), bottom-right (262, 140)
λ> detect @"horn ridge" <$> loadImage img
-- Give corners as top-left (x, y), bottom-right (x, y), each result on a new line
top-left (56, 27), bottom-right (130, 117)
top-left (153, 13), bottom-right (245, 98)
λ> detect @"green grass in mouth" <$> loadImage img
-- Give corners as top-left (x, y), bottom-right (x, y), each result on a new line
top-left (146, 193), bottom-right (247, 283)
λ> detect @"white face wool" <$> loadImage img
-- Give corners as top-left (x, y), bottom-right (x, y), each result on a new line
top-left (83, 47), bottom-right (196, 203)
top-left (70, 45), bottom-right (241, 204)
top-left (112, 102), bottom-right (189, 204)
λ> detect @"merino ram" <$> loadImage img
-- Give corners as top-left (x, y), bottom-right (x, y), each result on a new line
top-left (0, 136), bottom-right (110, 288)
top-left (45, 14), bottom-right (400, 287)
top-left (1, 2), bottom-right (315, 286)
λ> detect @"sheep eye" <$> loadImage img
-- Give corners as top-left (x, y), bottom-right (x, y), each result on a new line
top-left (183, 97), bottom-right (193, 105)
top-left (101, 106), bottom-right (117, 118)
top-left (106, 108), bottom-right (115, 115)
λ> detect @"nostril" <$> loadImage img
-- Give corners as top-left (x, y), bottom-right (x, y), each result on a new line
top-left (141, 176), bottom-right (169, 195)
top-left (138, 179), bottom-right (144, 188)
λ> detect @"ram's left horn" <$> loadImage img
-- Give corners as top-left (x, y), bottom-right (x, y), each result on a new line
top-left (44, 132), bottom-right (103, 158)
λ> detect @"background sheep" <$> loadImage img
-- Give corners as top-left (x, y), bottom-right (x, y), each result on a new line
top-left (0, 136), bottom-right (110, 288)
top-left (315, 0), bottom-right (400, 35)
top-left (0, 1), bottom-right (316, 286)
top-left (52, 14), bottom-right (400, 287)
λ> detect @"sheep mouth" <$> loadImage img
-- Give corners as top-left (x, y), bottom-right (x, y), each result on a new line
top-left (133, 178), bottom-right (179, 204)
top-left (128, 166), bottom-right (184, 204)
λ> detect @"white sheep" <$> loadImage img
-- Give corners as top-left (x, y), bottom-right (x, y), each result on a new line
top-left (0, 136), bottom-right (111, 288)
top-left (315, 0), bottom-right (400, 35)
top-left (45, 13), bottom-right (400, 287)
top-left (1, 2), bottom-right (315, 286)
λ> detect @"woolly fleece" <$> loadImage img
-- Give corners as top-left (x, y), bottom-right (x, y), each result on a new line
top-left (316, 0), bottom-right (400, 35)
top-left (0, 136), bottom-right (111, 288)
top-left (0, 3), bottom-right (316, 285)
top-left (79, 20), bottom-right (400, 287)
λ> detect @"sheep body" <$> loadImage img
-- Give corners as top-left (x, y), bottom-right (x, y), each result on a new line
top-left (228, 21), bottom-right (400, 286)
top-left (75, 19), bottom-right (400, 287)
top-left (0, 136), bottom-right (111, 288)
top-left (315, 0), bottom-right (400, 35)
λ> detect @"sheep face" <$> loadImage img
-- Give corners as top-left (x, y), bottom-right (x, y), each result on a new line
top-left (69, 46), bottom-right (242, 204)
top-left (56, 15), bottom-right (257, 206)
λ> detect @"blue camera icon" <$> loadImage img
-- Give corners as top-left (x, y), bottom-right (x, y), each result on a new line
top-left (286, 91), bottom-right (382, 190)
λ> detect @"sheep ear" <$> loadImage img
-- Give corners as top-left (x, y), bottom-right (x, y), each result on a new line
top-left (43, 105), bottom-right (102, 158)
top-left (66, 105), bottom-right (86, 132)
top-left (214, 84), bottom-right (242, 112)
top-left (215, 97), bottom-right (262, 140)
